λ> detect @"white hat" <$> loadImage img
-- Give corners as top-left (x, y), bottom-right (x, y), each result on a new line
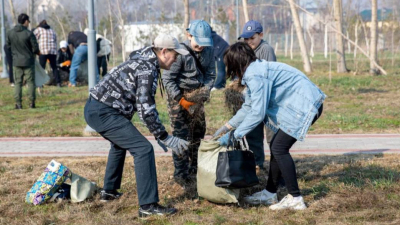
top-left (153, 34), bottom-right (189, 55)
top-left (60, 40), bottom-right (68, 49)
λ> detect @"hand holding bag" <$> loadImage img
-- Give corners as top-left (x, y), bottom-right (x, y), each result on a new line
top-left (215, 131), bottom-right (259, 188)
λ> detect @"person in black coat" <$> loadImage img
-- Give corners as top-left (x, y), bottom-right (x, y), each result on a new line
top-left (56, 40), bottom-right (73, 82)
top-left (3, 44), bottom-right (14, 86)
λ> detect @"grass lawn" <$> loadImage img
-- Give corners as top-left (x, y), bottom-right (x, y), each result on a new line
top-left (0, 58), bottom-right (400, 137)
top-left (1, 155), bottom-right (400, 224)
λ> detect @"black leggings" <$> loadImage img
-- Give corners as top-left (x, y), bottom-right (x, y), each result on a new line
top-left (266, 104), bottom-right (323, 197)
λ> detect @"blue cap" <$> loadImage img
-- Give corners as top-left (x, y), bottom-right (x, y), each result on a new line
top-left (186, 20), bottom-right (213, 47)
top-left (238, 20), bottom-right (263, 39)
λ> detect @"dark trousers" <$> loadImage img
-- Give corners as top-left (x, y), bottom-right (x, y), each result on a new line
top-left (213, 57), bottom-right (226, 89)
top-left (266, 104), bottom-right (323, 197)
top-left (97, 54), bottom-right (109, 77)
top-left (84, 97), bottom-right (159, 205)
top-left (5, 51), bottom-right (14, 84)
top-left (39, 54), bottom-right (61, 84)
top-left (245, 122), bottom-right (265, 167)
top-left (13, 65), bottom-right (35, 104)
top-left (167, 95), bottom-right (206, 179)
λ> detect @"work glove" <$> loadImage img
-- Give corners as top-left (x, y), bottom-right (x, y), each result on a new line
top-left (213, 124), bottom-right (231, 138)
top-left (157, 139), bottom-right (168, 152)
top-left (218, 132), bottom-right (230, 146)
top-left (179, 97), bottom-right (195, 111)
top-left (61, 60), bottom-right (71, 67)
top-left (160, 135), bottom-right (190, 157)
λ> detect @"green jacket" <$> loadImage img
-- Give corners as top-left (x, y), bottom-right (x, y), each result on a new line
top-left (6, 24), bottom-right (39, 67)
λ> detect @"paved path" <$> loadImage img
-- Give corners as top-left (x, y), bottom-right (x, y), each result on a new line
top-left (0, 134), bottom-right (399, 157)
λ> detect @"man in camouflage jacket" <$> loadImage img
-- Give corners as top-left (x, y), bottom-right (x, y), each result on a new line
top-left (162, 20), bottom-right (216, 182)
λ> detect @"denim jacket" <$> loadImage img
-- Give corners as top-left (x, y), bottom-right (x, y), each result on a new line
top-left (228, 60), bottom-right (326, 141)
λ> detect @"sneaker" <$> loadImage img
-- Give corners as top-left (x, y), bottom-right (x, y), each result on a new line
top-left (269, 194), bottom-right (307, 210)
top-left (15, 104), bottom-right (22, 110)
top-left (138, 203), bottom-right (177, 218)
top-left (10, 83), bottom-right (14, 87)
top-left (100, 190), bottom-right (123, 202)
top-left (243, 189), bottom-right (278, 205)
top-left (68, 83), bottom-right (76, 87)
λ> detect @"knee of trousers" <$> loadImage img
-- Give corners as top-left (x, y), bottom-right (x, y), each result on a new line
top-left (134, 142), bottom-right (154, 158)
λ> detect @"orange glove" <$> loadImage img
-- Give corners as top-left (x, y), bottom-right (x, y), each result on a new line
top-left (179, 97), bottom-right (195, 111)
top-left (61, 60), bottom-right (71, 67)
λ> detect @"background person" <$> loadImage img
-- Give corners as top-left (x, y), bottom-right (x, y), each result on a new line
top-left (33, 20), bottom-right (61, 87)
top-left (3, 44), bottom-right (14, 86)
top-left (6, 13), bottom-right (39, 109)
top-left (162, 20), bottom-right (215, 183)
top-left (84, 34), bottom-right (189, 218)
top-left (211, 29), bottom-right (229, 91)
top-left (56, 40), bottom-right (72, 82)
top-left (217, 42), bottom-right (325, 210)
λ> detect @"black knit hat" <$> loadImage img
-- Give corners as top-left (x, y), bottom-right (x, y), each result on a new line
top-left (18, 14), bottom-right (30, 24)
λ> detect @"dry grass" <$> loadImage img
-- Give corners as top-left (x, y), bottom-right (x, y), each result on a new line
top-left (1, 154), bottom-right (400, 224)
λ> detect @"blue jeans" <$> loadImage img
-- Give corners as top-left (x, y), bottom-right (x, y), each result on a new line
top-left (84, 97), bottom-right (159, 205)
top-left (69, 46), bottom-right (100, 85)
top-left (214, 57), bottom-right (226, 89)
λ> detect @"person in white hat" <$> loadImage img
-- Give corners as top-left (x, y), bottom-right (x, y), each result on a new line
top-left (56, 40), bottom-right (72, 82)
top-left (84, 34), bottom-right (189, 218)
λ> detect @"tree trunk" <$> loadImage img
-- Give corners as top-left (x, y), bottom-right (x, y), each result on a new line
top-left (288, 0), bottom-right (312, 73)
top-left (290, 24), bottom-right (294, 60)
top-left (324, 23), bottom-right (328, 58)
top-left (354, 19), bottom-right (359, 58)
top-left (7, 0), bottom-right (17, 25)
top-left (333, 0), bottom-right (348, 72)
top-left (242, 0), bottom-right (249, 22)
top-left (116, 0), bottom-right (126, 61)
top-left (370, 0), bottom-right (378, 75)
top-left (107, 0), bottom-right (115, 67)
top-left (285, 30), bottom-right (288, 57)
top-left (53, 13), bottom-right (66, 40)
top-left (30, 0), bottom-right (35, 29)
top-left (183, 0), bottom-right (189, 31)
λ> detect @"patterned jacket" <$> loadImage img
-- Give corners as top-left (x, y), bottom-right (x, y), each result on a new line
top-left (33, 25), bottom-right (57, 55)
top-left (90, 46), bottom-right (168, 140)
top-left (162, 40), bottom-right (216, 101)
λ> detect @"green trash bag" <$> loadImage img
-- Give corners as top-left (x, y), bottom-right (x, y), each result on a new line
top-left (70, 173), bottom-right (98, 203)
top-left (197, 140), bottom-right (240, 204)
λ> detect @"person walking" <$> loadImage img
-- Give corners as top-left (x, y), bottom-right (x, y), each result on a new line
top-left (84, 34), bottom-right (189, 218)
top-left (162, 20), bottom-right (215, 183)
top-left (217, 42), bottom-right (325, 210)
top-left (6, 13), bottom-right (39, 109)
top-left (33, 20), bottom-right (61, 87)
top-left (211, 29), bottom-right (229, 91)
top-left (3, 44), bottom-right (14, 86)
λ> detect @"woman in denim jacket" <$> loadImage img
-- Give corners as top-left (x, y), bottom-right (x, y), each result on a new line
top-left (216, 42), bottom-right (326, 210)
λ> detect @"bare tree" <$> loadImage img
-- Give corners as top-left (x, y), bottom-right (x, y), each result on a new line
top-left (116, 0), bottom-right (126, 61)
top-left (107, 0), bottom-right (115, 67)
top-left (53, 13), bottom-right (66, 40)
top-left (183, 0), bottom-right (189, 31)
top-left (370, 0), bottom-right (378, 75)
top-left (333, 0), bottom-right (348, 72)
top-left (7, 0), bottom-right (17, 25)
top-left (242, 0), bottom-right (249, 22)
top-left (287, 0), bottom-right (312, 73)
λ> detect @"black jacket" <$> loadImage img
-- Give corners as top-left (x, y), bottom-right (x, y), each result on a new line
top-left (56, 48), bottom-right (72, 65)
top-left (6, 24), bottom-right (39, 67)
top-left (89, 46), bottom-right (168, 140)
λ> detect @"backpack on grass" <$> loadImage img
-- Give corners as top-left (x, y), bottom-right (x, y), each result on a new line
top-left (26, 160), bottom-right (71, 205)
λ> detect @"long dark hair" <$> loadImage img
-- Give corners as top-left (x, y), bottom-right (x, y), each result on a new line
top-left (223, 42), bottom-right (257, 85)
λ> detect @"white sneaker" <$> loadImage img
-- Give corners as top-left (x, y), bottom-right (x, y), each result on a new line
top-left (269, 194), bottom-right (307, 210)
top-left (211, 87), bottom-right (218, 92)
top-left (243, 189), bottom-right (278, 205)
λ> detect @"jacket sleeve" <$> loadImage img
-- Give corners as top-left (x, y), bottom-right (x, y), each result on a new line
top-left (136, 65), bottom-right (168, 140)
top-left (203, 47), bottom-right (216, 89)
top-left (162, 54), bottom-right (184, 101)
top-left (30, 32), bottom-right (40, 54)
top-left (234, 75), bottom-right (270, 139)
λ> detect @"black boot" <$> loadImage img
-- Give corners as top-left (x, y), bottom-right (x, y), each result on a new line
top-left (15, 104), bottom-right (22, 110)
top-left (29, 102), bottom-right (35, 108)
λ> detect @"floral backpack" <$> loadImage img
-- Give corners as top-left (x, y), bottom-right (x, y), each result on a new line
top-left (26, 160), bottom-right (71, 205)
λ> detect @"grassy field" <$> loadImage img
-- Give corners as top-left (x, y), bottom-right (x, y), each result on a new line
top-left (0, 55), bottom-right (400, 137)
top-left (1, 155), bottom-right (400, 224)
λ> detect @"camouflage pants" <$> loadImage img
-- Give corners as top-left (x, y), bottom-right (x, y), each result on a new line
top-left (167, 95), bottom-right (206, 179)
